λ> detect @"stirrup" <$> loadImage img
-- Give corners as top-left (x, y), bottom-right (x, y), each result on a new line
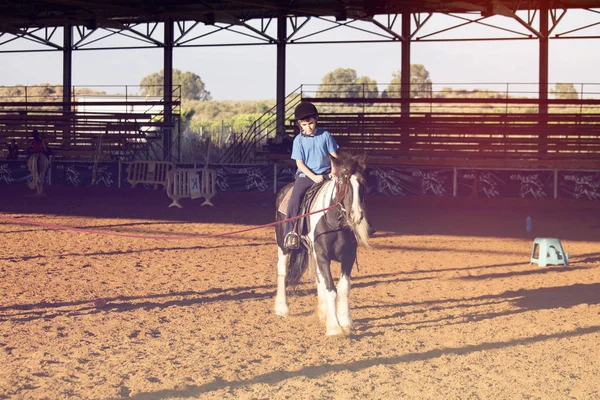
top-left (284, 232), bottom-right (300, 250)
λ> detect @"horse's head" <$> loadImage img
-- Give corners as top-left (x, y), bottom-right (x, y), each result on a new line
top-left (330, 152), bottom-right (370, 247)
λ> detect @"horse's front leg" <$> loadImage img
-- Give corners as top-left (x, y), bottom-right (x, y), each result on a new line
top-left (316, 255), bottom-right (344, 336)
top-left (336, 271), bottom-right (352, 334)
top-left (316, 277), bottom-right (327, 322)
top-left (274, 246), bottom-right (290, 316)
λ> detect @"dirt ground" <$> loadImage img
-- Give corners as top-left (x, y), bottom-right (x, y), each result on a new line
top-left (1, 185), bottom-right (599, 399)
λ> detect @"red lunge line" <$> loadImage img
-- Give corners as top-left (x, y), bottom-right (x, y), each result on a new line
top-left (0, 203), bottom-right (339, 241)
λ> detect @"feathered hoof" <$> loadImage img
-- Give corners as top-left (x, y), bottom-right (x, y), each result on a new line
top-left (274, 304), bottom-right (289, 317)
top-left (326, 325), bottom-right (345, 337)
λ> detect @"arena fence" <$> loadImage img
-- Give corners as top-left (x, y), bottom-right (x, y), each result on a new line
top-left (0, 159), bottom-right (599, 201)
top-left (126, 160), bottom-right (175, 188)
top-left (166, 167), bottom-right (217, 208)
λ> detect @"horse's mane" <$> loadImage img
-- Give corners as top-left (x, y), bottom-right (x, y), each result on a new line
top-left (331, 151), bottom-right (370, 248)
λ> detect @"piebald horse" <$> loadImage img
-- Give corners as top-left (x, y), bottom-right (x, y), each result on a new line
top-left (274, 152), bottom-right (370, 336)
top-left (27, 153), bottom-right (50, 196)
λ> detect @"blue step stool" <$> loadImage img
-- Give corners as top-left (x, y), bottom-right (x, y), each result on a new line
top-left (530, 238), bottom-right (569, 267)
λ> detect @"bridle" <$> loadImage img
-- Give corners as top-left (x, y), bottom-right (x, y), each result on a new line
top-left (320, 172), bottom-right (358, 231)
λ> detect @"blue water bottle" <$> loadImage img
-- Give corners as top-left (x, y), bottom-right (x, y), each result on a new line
top-left (526, 216), bottom-right (532, 232)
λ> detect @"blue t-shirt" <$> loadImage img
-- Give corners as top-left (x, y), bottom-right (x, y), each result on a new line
top-left (291, 128), bottom-right (339, 175)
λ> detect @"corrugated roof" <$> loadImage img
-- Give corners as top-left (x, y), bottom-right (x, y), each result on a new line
top-left (0, 0), bottom-right (597, 29)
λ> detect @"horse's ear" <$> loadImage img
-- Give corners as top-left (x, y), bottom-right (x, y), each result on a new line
top-left (353, 153), bottom-right (368, 170)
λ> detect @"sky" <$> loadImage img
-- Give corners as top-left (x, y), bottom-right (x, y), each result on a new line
top-left (1, 9), bottom-right (599, 100)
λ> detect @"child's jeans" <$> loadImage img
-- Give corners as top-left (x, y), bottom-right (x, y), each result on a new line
top-left (284, 175), bottom-right (315, 237)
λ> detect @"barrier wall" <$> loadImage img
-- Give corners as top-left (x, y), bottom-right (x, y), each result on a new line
top-left (125, 161), bottom-right (175, 188)
top-left (1, 160), bottom-right (599, 200)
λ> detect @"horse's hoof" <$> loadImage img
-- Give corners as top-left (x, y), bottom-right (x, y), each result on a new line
top-left (326, 326), bottom-right (345, 336)
top-left (338, 318), bottom-right (353, 329)
top-left (275, 304), bottom-right (289, 317)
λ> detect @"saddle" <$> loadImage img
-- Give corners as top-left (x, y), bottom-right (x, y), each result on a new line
top-left (279, 180), bottom-right (327, 236)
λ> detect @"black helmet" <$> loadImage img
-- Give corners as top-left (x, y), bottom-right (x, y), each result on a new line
top-left (31, 129), bottom-right (39, 138)
top-left (294, 101), bottom-right (318, 120)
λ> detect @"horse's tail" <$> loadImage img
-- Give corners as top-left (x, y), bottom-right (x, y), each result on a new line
top-left (286, 242), bottom-right (309, 285)
top-left (275, 182), bottom-right (310, 285)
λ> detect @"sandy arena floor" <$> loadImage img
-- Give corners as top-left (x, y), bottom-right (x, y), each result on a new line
top-left (1, 185), bottom-right (599, 399)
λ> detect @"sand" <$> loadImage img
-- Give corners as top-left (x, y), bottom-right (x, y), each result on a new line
top-left (1, 185), bottom-right (599, 399)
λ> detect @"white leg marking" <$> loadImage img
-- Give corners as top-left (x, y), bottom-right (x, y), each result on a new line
top-left (274, 247), bottom-right (289, 316)
top-left (316, 278), bottom-right (327, 322)
top-left (317, 269), bottom-right (343, 336)
top-left (336, 274), bottom-right (352, 334)
top-left (324, 288), bottom-right (344, 336)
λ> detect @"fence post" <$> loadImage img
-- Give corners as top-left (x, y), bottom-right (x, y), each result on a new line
top-left (453, 167), bottom-right (457, 197)
top-left (554, 168), bottom-right (558, 199)
top-left (220, 120), bottom-right (225, 149)
top-left (273, 163), bottom-right (278, 194)
top-left (205, 138), bottom-right (211, 168)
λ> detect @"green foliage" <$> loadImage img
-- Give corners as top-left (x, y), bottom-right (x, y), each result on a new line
top-left (381, 64), bottom-right (432, 98)
top-left (356, 76), bottom-right (379, 98)
top-left (316, 68), bottom-right (379, 98)
top-left (434, 87), bottom-right (505, 99)
top-left (140, 69), bottom-right (212, 101)
top-left (186, 99), bottom-right (275, 121)
top-left (551, 83), bottom-right (579, 100)
top-left (0, 84), bottom-right (106, 102)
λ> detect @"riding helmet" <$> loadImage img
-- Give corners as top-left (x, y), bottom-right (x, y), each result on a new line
top-left (294, 101), bottom-right (318, 120)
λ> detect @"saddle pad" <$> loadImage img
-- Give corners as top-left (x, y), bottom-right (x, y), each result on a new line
top-left (277, 187), bottom-right (294, 215)
top-left (277, 180), bottom-right (327, 239)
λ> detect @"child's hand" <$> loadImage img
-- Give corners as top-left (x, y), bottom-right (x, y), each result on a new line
top-left (312, 175), bottom-right (324, 184)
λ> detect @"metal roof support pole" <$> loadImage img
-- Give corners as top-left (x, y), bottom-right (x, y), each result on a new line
top-left (538, 0), bottom-right (549, 155)
top-left (63, 24), bottom-right (73, 147)
top-left (163, 17), bottom-right (174, 161)
top-left (401, 12), bottom-right (411, 152)
top-left (276, 13), bottom-right (287, 139)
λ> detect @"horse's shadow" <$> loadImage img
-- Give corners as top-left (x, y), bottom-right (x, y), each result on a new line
top-left (353, 282), bottom-right (600, 333)
top-left (458, 265), bottom-right (593, 280)
top-left (0, 284), bottom-right (279, 323)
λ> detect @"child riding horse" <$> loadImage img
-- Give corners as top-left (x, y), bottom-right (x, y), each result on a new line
top-left (274, 151), bottom-right (370, 336)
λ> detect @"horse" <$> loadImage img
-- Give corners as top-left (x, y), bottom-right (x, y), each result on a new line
top-left (274, 152), bottom-right (371, 336)
top-left (27, 153), bottom-right (50, 196)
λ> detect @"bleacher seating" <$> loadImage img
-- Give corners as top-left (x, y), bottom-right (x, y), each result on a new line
top-left (286, 99), bottom-right (600, 168)
top-left (0, 99), bottom-right (179, 161)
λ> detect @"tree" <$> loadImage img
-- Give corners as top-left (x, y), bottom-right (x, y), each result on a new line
top-left (316, 68), bottom-right (378, 98)
top-left (381, 64), bottom-right (432, 98)
top-left (356, 76), bottom-right (379, 98)
top-left (140, 69), bottom-right (212, 101)
top-left (550, 83), bottom-right (579, 100)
